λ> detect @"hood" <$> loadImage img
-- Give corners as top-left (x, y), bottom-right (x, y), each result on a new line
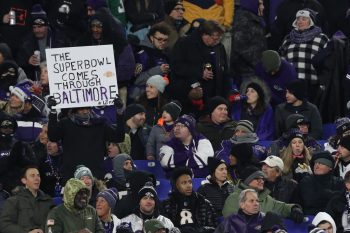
top-left (63, 178), bottom-right (90, 212)
top-left (312, 212), bottom-right (337, 233)
top-left (139, 36), bottom-right (156, 49)
top-left (240, 0), bottom-right (259, 16)
top-left (112, 153), bottom-right (133, 182)
top-left (240, 77), bottom-right (271, 108)
top-left (88, 11), bottom-right (112, 39)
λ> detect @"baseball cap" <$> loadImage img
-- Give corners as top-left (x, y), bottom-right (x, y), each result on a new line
top-left (261, 156), bottom-right (284, 171)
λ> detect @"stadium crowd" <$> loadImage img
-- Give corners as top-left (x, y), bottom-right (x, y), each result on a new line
top-left (1, 0), bottom-right (350, 232)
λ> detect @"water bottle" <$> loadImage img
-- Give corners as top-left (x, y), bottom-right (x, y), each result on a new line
top-left (34, 50), bottom-right (40, 66)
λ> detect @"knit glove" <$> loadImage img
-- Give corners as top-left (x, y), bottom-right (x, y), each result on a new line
top-left (290, 206), bottom-right (304, 223)
top-left (47, 96), bottom-right (57, 113)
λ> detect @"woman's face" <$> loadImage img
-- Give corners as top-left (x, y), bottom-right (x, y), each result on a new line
top-left (246, 87), bottom-right (259, 105)
top-left (291, 138), bottom-right (304, 155)
top-left (214, 163), bottom-right (227, 183)
top-left (40, 67), bottom-right (49, 85)
top-left (107, 142), bottom-right (119, 158)
top-left (297, 16), bottom-right (311, 31)
top-left (146, 84), bottom-right (159, 99)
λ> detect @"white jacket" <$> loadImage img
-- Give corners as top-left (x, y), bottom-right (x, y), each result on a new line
top-left (120, 214), bottom-right (174, 232)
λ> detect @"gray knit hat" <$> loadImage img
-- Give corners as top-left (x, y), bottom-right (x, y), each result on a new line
top-left (235, 120), bottom-right (254, 133)
top-left (74, 165), bottom-right (94, 180)
top-left (261, 50), bottom-right (281, 73)
top-left (146, 75), bottom-right (169, 93)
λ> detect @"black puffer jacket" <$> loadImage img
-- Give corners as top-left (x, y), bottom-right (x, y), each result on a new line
top-left (197, 180), bottom-right (234, 217)
top-left (264, 176), bottom-right (298, 203)
top-left (161, 191), bottom-right (217, 230)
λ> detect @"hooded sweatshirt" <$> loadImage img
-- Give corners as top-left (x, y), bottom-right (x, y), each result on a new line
top-left (312, 212), bottom-right (337, 233)
top-left (112, 153), bottom-right (133, 189)
top-left (45, 178), bottom-right (104, 233)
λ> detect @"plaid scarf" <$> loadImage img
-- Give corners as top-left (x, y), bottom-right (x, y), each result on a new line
top-left (289, 26), bottom-right (322, 44)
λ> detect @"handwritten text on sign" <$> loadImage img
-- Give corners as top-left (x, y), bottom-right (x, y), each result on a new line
top-left (46, 45), bottom-right (118, 109)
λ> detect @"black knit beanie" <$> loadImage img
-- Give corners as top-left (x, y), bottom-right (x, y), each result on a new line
top-left (286, 80), bottom-right (306, 100)
top-left (125, 104), bottom-right (146, 121)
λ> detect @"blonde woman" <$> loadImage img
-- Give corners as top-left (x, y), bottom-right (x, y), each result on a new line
top-left (281, 129), bottom-right (312, 182)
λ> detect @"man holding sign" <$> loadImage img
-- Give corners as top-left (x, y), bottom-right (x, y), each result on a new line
top-left (46, 45), bottom-right (125, 184)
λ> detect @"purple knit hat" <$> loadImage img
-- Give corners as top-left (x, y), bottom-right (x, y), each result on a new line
top-left (175, 114), bottom-right (197, 136)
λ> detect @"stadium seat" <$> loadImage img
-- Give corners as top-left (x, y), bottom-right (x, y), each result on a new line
top-left (156, 178), bottom-right (172, 200)
top-left (284, 215), bottom-right (314, 233)
top-left (322, 123), bottom-right (336, 140)
top-left (259, 140), bottom-right (273, 148)
top-left (192, 178), bottom-right (206, 191)
top-left (133, 160), bottom-right (166, 179)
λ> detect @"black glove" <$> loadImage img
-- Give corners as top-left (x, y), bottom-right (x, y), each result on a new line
top-left (290, 206), bottom-right (304, 223)
top-left (113, 94), bottom-right (124, 113)
top-left (47, 96), bottom-right (57, 110)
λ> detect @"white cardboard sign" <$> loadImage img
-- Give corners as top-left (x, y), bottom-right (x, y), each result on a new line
top-left (46, 45), bottom-right (118, 109)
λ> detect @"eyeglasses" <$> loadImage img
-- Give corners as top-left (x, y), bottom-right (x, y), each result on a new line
top-left (174, 124), bottom-right (186, 129)
top-left (153, 36), bottom-right (168, 43)
top-left (173, 7), bottom-right (185, 12)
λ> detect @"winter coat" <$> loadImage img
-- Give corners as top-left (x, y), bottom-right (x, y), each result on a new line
top-left (275, 101), bottom-right (323, 139)
top-left (299, 173), bottom-right (344, 215)
top-left (197, 179), bottom-right (234, 217)
top-left (255, 59), bottom-right (297, 108)
top-left (169, 30), bottom-right (230, 114)
top-left (127, 124), bottom-right (151, 160)
top-left (230, 6), bottom-right (267, 82)
top-left (45, 179), bottom-right (104, 233)
top-left (0, 188), bottom-right (53, 233)
top-left (196, 116), bottom-right (237, 151)
top-left (161, 191), bottom-right (217, 228)
top-left (159, 135), bottom-right (214, 178)
top-left (279, 30), bottom-right (329, 82)
top-left (264, 176), bottom-right (298, 203)
top-left (120, 213), bottom-right (174, 232)
top-left (215, 209), bottom-right (265, 233)
top-left (222, 182), bottom-right (294, 218)
top-left (48, 112), bottom-right (125, 183)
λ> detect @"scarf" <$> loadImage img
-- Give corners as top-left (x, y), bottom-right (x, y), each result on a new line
top-left (291, 154), bottom-right (304, 159)
top-left (346, 191), bottom-right (350, 223)
top-left (289, 26), bottom-right (322, 44)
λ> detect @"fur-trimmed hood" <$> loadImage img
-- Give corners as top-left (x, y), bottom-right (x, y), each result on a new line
top-left (240, 77), bottom-right (271, 108)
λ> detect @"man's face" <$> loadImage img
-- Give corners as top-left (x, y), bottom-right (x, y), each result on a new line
top-left (21, 168), bottom-right (41, 192)
top-left (107, 142), bottom-right (119, 158)
top-left (234, 129), bottom-right (248, 137)
top-left (131, 112), bottom-right (146, 127)
top-left (261, 164), bottom-right (280, 182)
top-left (202, 32), bottom-right (222, 47)
top-left (33, 25), bottom-right (48, 39)
top-left (91, 20), bottom-right (103, 40)
top-left (169, 4), bottom-right (185, 20)
top-left (298, 123), bottom-right (309, 134)
top-left (338, 145), bottom-right (350, 160)
top-left (248, 177), bottom-right (265, 191)
top-left (174, 123), bottom-right (191, 141)
top-left (286, 90), bottom-right (298, 104)
top-left (74, 189), bottom-right (89, 210)
top-left (9, 94), bottom-right (23, 108)
top-left (317, 222), bottom-right (333, 233)
top-left (80, 175), bottom-right (93, 190)
top-left (150, 32), bottom-right (169, 50)
top-left (240, 192), bottom-right (259, 215)
top-left (176, 174), bottom-right (193, 196)
top-left (314, 162), bottom-right (332, 175)
top-left (47, 141), bottom-right (59, 155)
top-left (211, 104), bottom-right (228, 124)
top-left (123, 160), bottom-right (133, 171)
top-left (96, 196), bottom-right (110, 218)
top-left (75, 108), bottom-right (91, 118)
top-left (139, 196), bottom-right (155, 214)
